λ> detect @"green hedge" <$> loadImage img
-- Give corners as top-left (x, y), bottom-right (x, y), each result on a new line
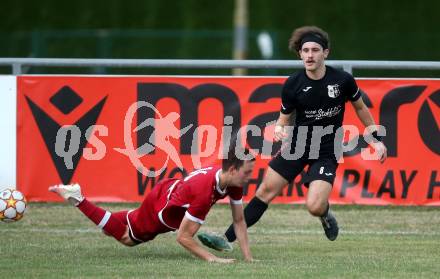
top-left (1, 0), bottom-right (439, 76)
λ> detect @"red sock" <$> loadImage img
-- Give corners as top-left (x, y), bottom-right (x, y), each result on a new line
top-left (77, 199), bottom-right (127, 241)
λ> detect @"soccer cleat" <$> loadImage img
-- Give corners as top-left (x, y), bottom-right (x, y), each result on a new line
top-left (320, 210), bottom-right (339, 241)
top-left (48, 184), bottom-right (85, 206)
top-left (197, 232), bottom-right (233, 252)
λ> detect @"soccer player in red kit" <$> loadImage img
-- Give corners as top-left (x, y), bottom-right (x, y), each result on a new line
top-left (49, 147), bottom-right (255, 263)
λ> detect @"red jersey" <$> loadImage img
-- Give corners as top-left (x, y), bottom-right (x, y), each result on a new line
top-left (127, 166), bottom-right (243, 242)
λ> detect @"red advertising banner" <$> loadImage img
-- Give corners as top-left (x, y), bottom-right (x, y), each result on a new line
top-left (17, 76), bottom-right (440, 205)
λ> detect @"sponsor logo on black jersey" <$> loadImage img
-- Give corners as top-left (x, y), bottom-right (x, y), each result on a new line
top-left (302, 86), bottom-right (312, 92)
top-left (327, 84), bottom-right (341, 98)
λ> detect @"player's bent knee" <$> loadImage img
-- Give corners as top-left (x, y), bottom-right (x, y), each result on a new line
top-left (255, 173), bottom-right (287, 203)
top-left (102, 229), bottom-right (135, 246)
top-left (255, 182), bottom-right (277, 203)
top-left (119, 233), bottom-right (137, 247)
top-left (119, 237), bottom-right (136, 247)
top-left (306, 200), bottom-right (326, 216)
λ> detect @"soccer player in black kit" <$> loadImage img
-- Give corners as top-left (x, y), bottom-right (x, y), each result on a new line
top-left (198, 26), bottom-right (387, 251)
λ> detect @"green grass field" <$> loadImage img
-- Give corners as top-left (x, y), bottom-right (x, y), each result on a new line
top-left (1, 203), bottom-right (439, 279)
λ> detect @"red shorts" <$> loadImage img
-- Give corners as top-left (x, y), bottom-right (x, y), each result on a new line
top-left (127, 179), bottom-right (177, 243)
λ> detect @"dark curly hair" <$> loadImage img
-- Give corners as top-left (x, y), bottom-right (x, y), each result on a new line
top-left (288, 26), bottom-right (330, 55)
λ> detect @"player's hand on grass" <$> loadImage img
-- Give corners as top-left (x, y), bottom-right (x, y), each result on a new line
top-left (244, 257), bottom-right (259, 263)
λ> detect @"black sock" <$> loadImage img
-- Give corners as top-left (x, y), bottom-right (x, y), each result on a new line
top-left (321, 203), bottom-right (330, 218)
top-left (224, 196), bottom-right (268, 242)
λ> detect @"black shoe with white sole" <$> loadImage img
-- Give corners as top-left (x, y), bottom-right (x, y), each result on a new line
top-left (320, 210), bottom-right (339, 241)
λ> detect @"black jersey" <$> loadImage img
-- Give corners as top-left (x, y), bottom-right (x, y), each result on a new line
top-left (280, 66), bottom-right (361, 156)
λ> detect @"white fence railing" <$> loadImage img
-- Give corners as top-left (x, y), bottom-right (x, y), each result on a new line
top-left (2, 58), bottom-right (440, 75)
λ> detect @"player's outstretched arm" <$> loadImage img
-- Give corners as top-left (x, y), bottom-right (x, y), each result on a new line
top-left (351, 97), bottom-right (388, 163)
top-left (351, 97), bottom-right (377, 129)
top-left (230, 203), bottom-right (253, 262)
top-left (176, 217), bottom-right (235, 263)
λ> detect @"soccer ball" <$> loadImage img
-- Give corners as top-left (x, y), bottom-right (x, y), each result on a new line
top-left (0, 189), bottom-right (27, 222)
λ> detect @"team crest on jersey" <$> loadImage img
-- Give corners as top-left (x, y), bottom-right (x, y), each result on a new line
top-left (327, 84), bottom-right (341, 98)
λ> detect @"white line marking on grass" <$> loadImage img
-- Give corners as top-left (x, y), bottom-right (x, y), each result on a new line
top-left (2, 228), bottom-right (101, 234)
top-left (251, 229), bottom-right (440, 236)
top-left (2, 227), bottom-right (439, 236)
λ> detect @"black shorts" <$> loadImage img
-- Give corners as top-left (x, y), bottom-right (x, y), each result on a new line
top-left (268, 151), bottom-right (338, 187)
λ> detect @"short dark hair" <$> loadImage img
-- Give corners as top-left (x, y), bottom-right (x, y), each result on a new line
top-left (288, 26), bottom-right (330, 55)
top-left (222, 144), bottom-right (255, 171)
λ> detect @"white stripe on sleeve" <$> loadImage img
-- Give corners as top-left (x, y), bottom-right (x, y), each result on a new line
top-left (352, 88), bottom-right (360, 98)
top-left (97, 211), bottom-right (111, 229)
top-left (184, 211), bottom-right (205, 225)
top-left (230, 198), bottom-right (243, 205)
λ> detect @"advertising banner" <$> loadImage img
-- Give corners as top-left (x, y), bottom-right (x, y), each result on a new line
top-left (17, 76), bottom-right (440, 205)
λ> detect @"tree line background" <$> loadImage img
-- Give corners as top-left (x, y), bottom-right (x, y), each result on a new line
top-left (1, 0), bottom-right (439, 76)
